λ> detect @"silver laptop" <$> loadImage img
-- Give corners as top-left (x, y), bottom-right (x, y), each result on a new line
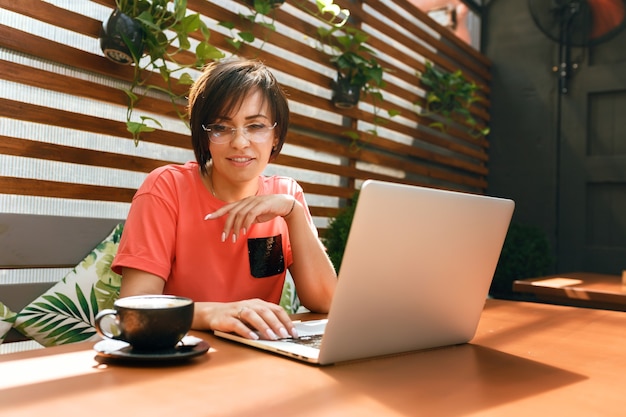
top-left (215, 180), bottom-right (515, 365)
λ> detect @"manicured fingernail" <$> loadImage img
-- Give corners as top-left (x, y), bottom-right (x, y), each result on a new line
top-left (221, 232), bottom-right (226, 242)
top-left (243, 227), bottom-right (247, 235)
top-left (279, 327), bottom-right (290, 339)
top-left (204, 213), bottom-right (213, 220)
top-left (266, 329), bottom-right (278, 340)
top-left (290, 327), bottom-right (299, 338)
top-left (248, 332), bottom-right (259, 340)
top-left (232, 233), bottom-right (237, 243)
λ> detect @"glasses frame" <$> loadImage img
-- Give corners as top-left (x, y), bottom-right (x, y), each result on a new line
top-left (201, 122), bottom-right (277, 144)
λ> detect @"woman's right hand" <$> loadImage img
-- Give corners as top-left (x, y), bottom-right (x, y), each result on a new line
top-left (204, 194), bottom-right (297, 243)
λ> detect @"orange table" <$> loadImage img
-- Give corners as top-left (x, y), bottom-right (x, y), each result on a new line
top-left (513, 271), bottom-right (626, 311)
top-left (1, 299), bottom-right (626, 417)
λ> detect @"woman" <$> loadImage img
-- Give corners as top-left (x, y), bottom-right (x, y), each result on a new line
top-left (112, 58), bottom-right (337, 341)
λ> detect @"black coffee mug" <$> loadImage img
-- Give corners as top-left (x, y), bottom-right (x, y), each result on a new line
top-left (95, 295), bottom-right (194, 351)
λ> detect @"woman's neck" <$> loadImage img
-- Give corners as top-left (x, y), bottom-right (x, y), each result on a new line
top-left (205, 163), bottom-right (259, 202)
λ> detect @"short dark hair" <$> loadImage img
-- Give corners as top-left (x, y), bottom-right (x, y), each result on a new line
top-left (188, 58), bottom-right (290, 174)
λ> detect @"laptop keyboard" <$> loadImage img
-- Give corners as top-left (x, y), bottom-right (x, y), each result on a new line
top-left (290, 334), bottom-right (323, 349)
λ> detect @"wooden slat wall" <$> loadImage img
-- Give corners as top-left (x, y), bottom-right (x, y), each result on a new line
top-left (0, 0), bottom-right (491, 230)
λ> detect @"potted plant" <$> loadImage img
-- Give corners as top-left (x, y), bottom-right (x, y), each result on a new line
top-left (319, 26), bottom-right (384, 109)
top-left (418, 61), bottom-right (490, 137)
top-left (316, 22), bottom-right (399, 149)
top-left (99, 0), bottom-right (224, 144)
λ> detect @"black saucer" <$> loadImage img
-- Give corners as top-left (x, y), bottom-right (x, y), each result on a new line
top-left (94, 337), bottom-right (210, 364)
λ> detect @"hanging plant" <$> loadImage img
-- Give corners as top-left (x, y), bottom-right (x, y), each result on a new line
top-left (99, 0), bottom-right (224, 144)
top-left (418, 61), bottom-right (489, 138)
top-left (315, 24), bottom-right (399, 149)
top-left (319, 26), bottom-right (385, 110)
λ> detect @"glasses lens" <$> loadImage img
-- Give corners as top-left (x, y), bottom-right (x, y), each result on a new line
top-left (208, 125), bottom-right (229, 143)
top-left (245, 123), bottom-right (275, 142)
top-left (204, 123), bottom-right (276, 144)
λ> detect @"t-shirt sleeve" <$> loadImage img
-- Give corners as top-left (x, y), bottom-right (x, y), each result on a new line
top-left (111, 170), bottom-right (179, 280)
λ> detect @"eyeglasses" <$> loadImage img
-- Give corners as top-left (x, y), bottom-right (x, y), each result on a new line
top-left (201, 122), bottom-right (277, 144)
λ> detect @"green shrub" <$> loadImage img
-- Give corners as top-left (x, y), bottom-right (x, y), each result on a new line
top-left (490, 223), bottom-right (554, 298)
top-left (322, 192), bottom-right (359, 272)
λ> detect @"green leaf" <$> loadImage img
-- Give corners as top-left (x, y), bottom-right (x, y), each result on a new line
top-left (74, 284), bottom-right (91, 321)
top-left (226, 38), bottom-right (242, 50)
top-left (127, 121), bottom-right (155, 135)
top-left (56, 292), bottom-right (82, 318)
top-left (429, 122), bottom-right (446, 132)
top-left (177, 32), bottom-right (191, 51)
top-left (47, 322), bottom-right (88, 343)
top-left (41, 294), bottom-right (71, 314)
top-left (196, 42), bottom-right (224, 62)
top-left (219, 20), bottom-right (235, 30)
top-left (258, 22), bottom-right (276, 31)
top-left (122, 88), bottom-right (139, 104)
top-left (239, 31), bottom-right (256, 43)
top-left (317, 26), bottom-right (332, 38)
top-left (0, 303), bottom-right (17, 323)
top-left (38, 317), bottom-right (69, 334)
top-left (95, 280), bottom-right (120, 311)
top-left (181, 13), bottom-right (201, 33)
top-left (253, 0), bottom-right (273, 15)
top-left (18, 314), bottom-right (55, 329)
top-left (178, 72), bottom-right (194, 86)
top-left (90, 283), bottom-right (99, 316)
top-left (279, 280), bottom-right (297, 314)
top-left (173, 0), bottom-right (188, 22)
top-left (56, 329), bottom-right (97, 345)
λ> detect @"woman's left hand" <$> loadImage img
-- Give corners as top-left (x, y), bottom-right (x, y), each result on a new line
top-left (204, 194), bottom-right (297, 242)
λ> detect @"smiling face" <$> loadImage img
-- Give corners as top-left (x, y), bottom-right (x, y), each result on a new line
top-left (208, 89), bottom-right (278, 198)
top-left (189, 59), bottom-right (290, 177)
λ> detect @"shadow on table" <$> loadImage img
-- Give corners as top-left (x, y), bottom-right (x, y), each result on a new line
top-left (256, 343), bottom-right (586, 416)
top-left (330, 343), bottom-right (584, 415)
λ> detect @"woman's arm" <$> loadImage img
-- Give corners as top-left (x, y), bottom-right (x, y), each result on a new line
top-left (119, 267), bottom-right (166, 297)
top-left (283, 200), bottom-right (337, 313)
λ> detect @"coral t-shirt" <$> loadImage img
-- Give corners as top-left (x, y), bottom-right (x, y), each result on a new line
top-left (112, 161), bottom-right (315, 304)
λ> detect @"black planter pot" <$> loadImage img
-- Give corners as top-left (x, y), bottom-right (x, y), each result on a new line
top-left (331, 76), bottom-right (361, 109)
top-left (100, 9), bottom-right (144, 65)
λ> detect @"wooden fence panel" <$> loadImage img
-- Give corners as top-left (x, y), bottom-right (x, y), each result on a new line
top-left (0, 0), bottom-right (492, 232)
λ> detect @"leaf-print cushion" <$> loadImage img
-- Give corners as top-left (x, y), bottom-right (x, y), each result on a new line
top-left (13, 223), bottom-right (124, 347)
top-left (279, 272), bottom-right (301, 314)
top-left (0, 303), bottom-right (17, 344)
